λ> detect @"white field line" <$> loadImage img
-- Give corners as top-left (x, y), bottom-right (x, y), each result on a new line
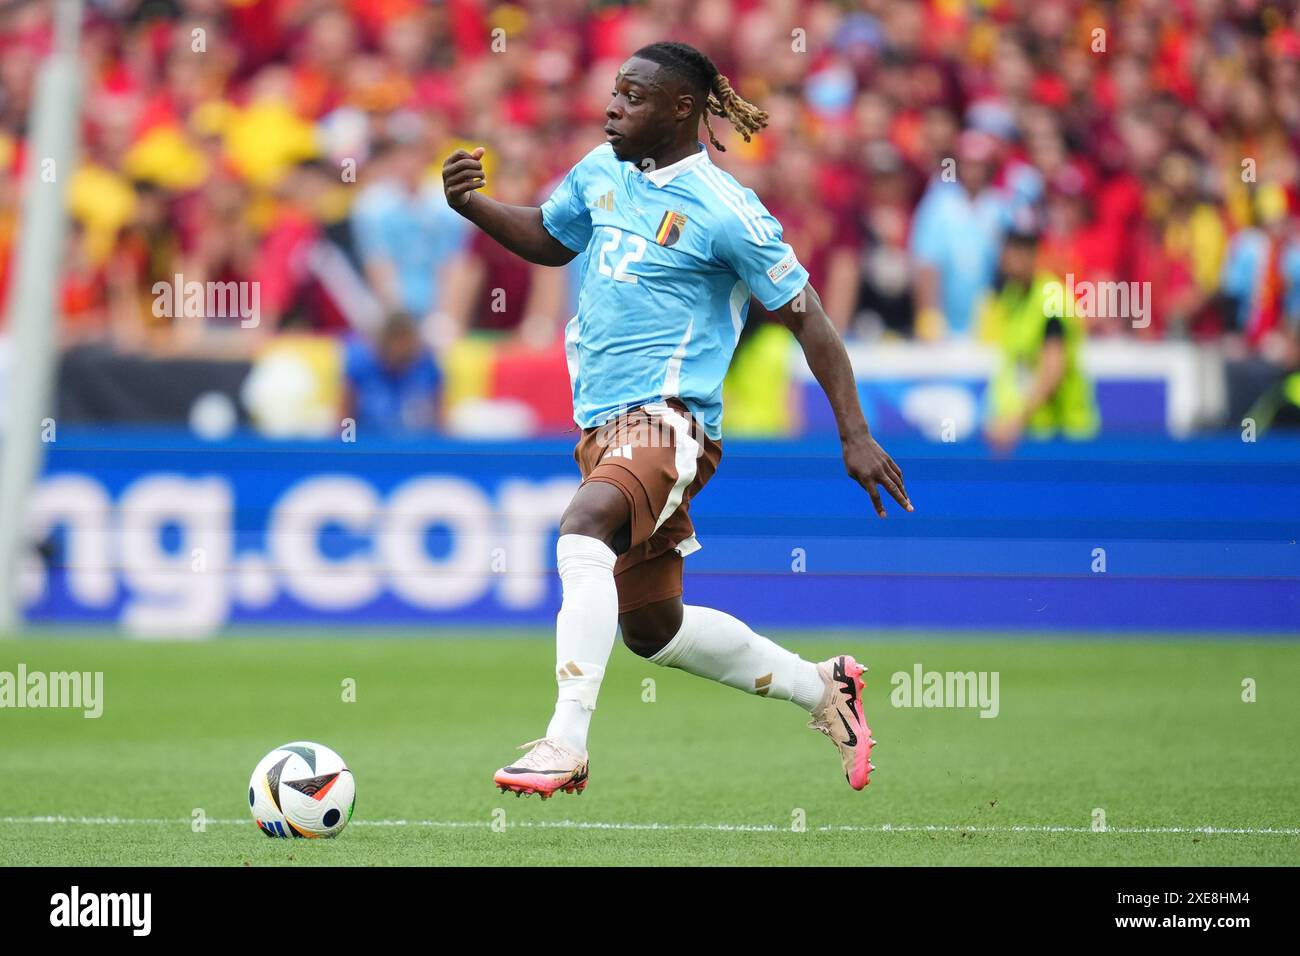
top-left (1, 816), bottom-right (1297, 836)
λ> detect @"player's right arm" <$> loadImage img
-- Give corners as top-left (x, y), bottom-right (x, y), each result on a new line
top-left (442, 148), bottom-right (578, 267)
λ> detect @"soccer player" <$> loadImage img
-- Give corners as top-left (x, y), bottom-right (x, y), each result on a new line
top-left (442, 41), bottom-right (912, 797)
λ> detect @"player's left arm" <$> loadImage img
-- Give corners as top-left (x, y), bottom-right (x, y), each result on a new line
top-left (715, 190), bottom-right (911, 517)
top-left (774, 284), bottom-right (913, 518)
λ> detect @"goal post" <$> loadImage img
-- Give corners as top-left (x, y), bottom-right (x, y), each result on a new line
top-left (0, 0), bottom-right (85, 633)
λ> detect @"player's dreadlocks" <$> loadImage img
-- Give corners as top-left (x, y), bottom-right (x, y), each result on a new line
top-left (632, 41), bottom-right (768, 151)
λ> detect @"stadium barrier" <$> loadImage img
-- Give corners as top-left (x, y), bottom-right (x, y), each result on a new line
top-left (804, 339), bottom-right (1228, 439)
top-left (17, 429), bottom-right (1299, 635)
top-left (40, 337), bottom-right (1252, 441)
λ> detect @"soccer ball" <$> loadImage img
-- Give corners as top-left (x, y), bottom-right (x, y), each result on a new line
top-left (248, 741), bottom-right (355, 839)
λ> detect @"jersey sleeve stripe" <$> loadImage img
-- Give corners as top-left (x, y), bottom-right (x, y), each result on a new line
top-left (699, 163), bottom-right (769, 240)
top-left (707, 164), bottom-right (775, 240)
top-left (700, 164), bottom-right (775, 241)
top-left (696, 165), bottom-right (765, 245)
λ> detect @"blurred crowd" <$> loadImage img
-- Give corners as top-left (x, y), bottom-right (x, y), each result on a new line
top-left (3, 0), bottom-right (1300, 432)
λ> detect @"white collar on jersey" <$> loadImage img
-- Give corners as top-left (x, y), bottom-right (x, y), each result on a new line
top-left (643, 143), bottom-right (709, 188)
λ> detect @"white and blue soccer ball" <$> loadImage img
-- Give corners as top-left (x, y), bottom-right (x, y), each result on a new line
top-left (248, 741), bottom-right (355, 839)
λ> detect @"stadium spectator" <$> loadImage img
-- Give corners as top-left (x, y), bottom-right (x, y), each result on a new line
top-left (848, 141), bottom-right (917, 338)
top-left (0, 0), bottom-right (1297, 435)
top-left (349, 133), bottom-right (468, 336)
top-left (1220, 188), bottom-right (1300, 360)
top-left (911, 129), bottom-right (1028, 340)
top-left (980, 226), bottom-right (1099, 449)
top-left (342, 311), bottom-right (441, 433)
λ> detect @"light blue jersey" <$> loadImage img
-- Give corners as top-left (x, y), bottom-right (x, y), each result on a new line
top-left (541, 142), bottom-right (809, 440)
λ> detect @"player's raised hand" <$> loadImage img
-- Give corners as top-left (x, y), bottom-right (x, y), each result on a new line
top-left (442, 147), bottom-right (486, 208)
top-left (843, 433), bottom-right (912, 518)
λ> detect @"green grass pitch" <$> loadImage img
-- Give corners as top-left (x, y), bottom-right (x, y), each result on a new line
top-left (1, 630), bottom-right (1297, 866)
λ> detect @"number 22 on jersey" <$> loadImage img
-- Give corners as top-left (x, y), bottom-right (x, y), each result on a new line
top-left (596, 226), bottom-right (645, 284)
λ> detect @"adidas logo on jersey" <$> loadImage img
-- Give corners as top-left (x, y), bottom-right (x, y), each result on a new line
top-left (603, 444), bottom-right (633, 460)
top-left (593, 189), bottom-right (615, 211)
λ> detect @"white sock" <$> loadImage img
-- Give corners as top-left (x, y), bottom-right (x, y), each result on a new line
top-left (544, 534), bottom-right (618, 752)
top-left (648, 605), bottom-right (825, 711)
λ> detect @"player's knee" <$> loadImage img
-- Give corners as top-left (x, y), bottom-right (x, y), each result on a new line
top-left (619, 603), bottom-right (682, 659)
top-left (620, 621), bottom-right (673, 658)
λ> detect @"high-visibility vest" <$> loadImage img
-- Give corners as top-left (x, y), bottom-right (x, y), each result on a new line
top-left (981, 272), bottom-right (1100, 438)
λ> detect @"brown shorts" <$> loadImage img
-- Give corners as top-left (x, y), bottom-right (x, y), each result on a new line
top-left (574, 399), bottom-right (722, 614)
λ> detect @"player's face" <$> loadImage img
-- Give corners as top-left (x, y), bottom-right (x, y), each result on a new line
top-left (603, 58), bottom-right (684, 165)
